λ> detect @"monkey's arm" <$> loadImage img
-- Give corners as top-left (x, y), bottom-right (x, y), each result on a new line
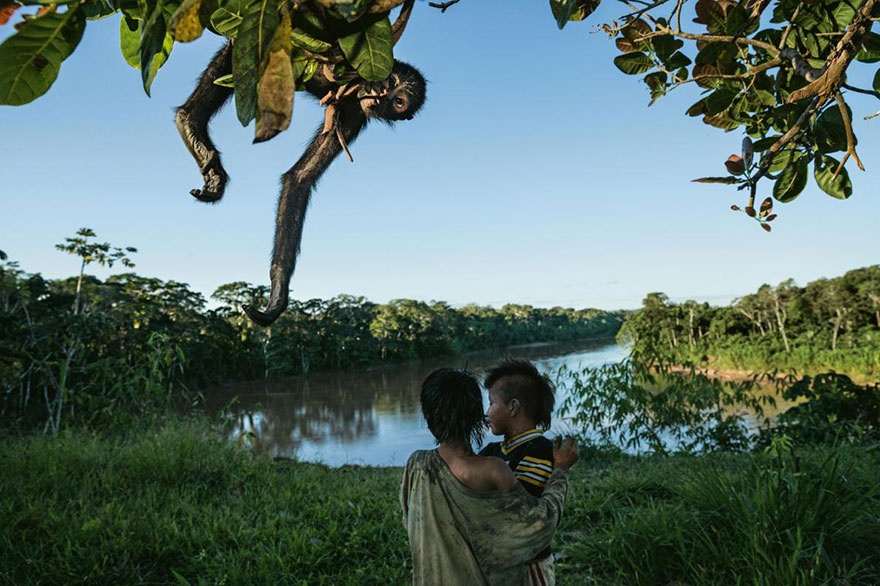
top-left (175, 42), bottom-right (234, 203)
top-left (243, 100), bottom-right (368, 326)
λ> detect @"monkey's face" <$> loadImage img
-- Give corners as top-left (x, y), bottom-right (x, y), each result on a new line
top-left (357, 61), bottom-right (426, 122)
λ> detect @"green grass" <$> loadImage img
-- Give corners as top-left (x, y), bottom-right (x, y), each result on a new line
top-left (2, 423), bottom-right (879, 585)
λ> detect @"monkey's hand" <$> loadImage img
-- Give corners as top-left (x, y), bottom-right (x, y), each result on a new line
top-left (190, 151), bottom-right (228, 203)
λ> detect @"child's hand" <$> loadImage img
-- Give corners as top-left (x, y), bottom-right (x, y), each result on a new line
top-left (553, 435), bottom-right (579, 471)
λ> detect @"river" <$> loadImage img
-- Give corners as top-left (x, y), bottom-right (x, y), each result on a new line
top-left (204, 338), bottom-right (628, 466)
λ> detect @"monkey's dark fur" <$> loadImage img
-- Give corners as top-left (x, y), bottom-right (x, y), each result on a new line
top-left (175, 41), bottom-right (426, 326)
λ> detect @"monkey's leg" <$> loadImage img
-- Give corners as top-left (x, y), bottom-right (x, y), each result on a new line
top-left (175, 42), bottom-right (233, 203)
top-left (243, 103), bottom-right (368, 326)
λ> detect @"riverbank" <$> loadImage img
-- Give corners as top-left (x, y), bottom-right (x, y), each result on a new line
top-left (2, 422), bottom-right (878, 585)
top-left (665, 359), bottom-right (880, 385)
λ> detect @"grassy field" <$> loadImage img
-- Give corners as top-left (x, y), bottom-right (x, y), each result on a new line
top-left (2, 422), bottom-right (879, 586)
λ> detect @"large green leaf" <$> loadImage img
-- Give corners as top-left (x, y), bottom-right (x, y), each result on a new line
top-left (0, 6), bottom-right (86, 105)
top-left (613, 52), bottom-right (653, 75)
top-left (705, 87), bottom-right (738, 115)
top-left (254, 10), bottom-right (293, 143)
top-left (120, 14), bottom-right (173, 90)
top-left (772, 154), bottom-right (808, 203)
top-left (138, 0), bottom-right (175, 95)
top-left (814, 155), bottom-right (852, 199)
top-left (209, 0), bottom-right (244, 37)
top-left (336, 13), bottom-right (392, 81)
top-left (120, 15), bottom-right (141, 67)
top-left (232, 0), bottom-right (280, 126)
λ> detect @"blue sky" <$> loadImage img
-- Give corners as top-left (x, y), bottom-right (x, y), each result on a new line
top-left (2, 0), bottom-right (879, 310)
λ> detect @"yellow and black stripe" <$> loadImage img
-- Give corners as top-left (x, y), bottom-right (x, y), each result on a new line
top-left (514, 456), bottom-right (553, 488)
top-left (500, 429), bottom-right (544, 455)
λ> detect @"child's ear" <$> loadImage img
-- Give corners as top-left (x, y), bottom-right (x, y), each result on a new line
top-left (509, 398), bottom-right (520, 417)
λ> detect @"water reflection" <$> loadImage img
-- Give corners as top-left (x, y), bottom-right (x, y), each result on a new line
top-left (205, 338), bottom-right (628, 466)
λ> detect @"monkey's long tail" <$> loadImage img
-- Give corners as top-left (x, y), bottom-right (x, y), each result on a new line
top-left (242, 104), bottom-right (367, 327)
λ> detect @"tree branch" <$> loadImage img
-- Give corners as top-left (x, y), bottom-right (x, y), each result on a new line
top-left (833, 92), bottom-right (865, 179)
top-left (786, 0), bottom-right (877, 103)
top-left (843, 82), bottom-right (880, 99)
top-left (651, 24), bottom-right (780, 55)
top-left (743, 96), bottom-right (823, 187)
top-left (428, 0), bottom-right (461, 12)
top-left (391, 0), bottom-right (414, 44)
top-left (778, 0), bottom-right (805, 49)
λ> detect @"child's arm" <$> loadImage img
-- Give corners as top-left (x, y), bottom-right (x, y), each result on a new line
top-left (513, 437), bottom-right (555, 496)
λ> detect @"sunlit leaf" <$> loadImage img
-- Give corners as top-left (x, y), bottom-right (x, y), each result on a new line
top-left (772, 155), bottom-right (808, 203)
top-left (335, 12), bottom-right (392, 81)
top-left (138, 0), bottom-right (174, 96)
top-left (725, 154), bottom-right (745, 175)
top-left (613, 52), bottom-right (653, 75)
top-left (254, 10), bottom-right (293, 143)
top-left (759, 197), bottom-right (772, 216)
top-left (209, 0), bottom-right (243, 37)
top-left (168, 0), bottom-right (206, 42)
top-left (232, 0), bottom-right (280, 126)
top-left (0, 6), bottom-right (85, 105)
top-left (213, 72), bottom-right (233, 87)
top-left (814, 155), bottom-right (852, 199)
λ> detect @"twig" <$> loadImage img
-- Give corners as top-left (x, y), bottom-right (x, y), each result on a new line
top-left (670, 0), bottom-right (684, 33)
top-left (651, 24), bottom-right (781, 55)
top-left (842, 83), bottom-right (880, 99)
top-left (833, 92), bottom-right (864, 179)
top-left (778, 0), bottom-right (805, 49)
top-left (866, 109), bottom-right (880, 119)
top-left (428, 0), bottom-right (461, 12)
top-left (669, 57), bottom-right (782, 90)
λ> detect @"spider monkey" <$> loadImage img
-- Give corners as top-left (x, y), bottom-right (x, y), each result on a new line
top-left (175, 32), bottom-right (426, 327)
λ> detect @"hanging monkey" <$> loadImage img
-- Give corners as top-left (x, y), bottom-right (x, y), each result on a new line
top-left (174, 4), bottom-right (426, 326)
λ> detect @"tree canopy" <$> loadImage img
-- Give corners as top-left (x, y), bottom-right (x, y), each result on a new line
top-left (2, 0), bottom-right (879, 221)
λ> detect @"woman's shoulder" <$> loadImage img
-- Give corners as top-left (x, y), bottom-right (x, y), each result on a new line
top-left (405, 448), bottom-right (438, 470)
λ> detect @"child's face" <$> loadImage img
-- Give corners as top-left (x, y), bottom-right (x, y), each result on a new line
top-left (486, 387), bottom-right (512, 436)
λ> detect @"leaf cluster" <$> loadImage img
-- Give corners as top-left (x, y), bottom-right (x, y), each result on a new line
top-left (577, 0), bottom-right (880, 219)
top-left (1, 0), bottom-right (403, 140)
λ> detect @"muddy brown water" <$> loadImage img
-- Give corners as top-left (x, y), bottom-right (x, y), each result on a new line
top-left (204, 339), bottom-right (628, 466)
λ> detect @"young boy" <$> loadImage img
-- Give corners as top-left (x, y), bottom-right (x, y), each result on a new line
top-left (480, 358), bottom-right (557, 586)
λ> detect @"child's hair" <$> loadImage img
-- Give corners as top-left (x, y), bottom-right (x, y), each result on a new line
top-left (483, 358), bottom-right (555, 431)
top-left (420, 368), bottom-right (487, 448)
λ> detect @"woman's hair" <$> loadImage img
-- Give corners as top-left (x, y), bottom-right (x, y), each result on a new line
top-left (420, 368), bottom-right (487, 448)
top-left (484, 358), bottom-right (555, 431)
